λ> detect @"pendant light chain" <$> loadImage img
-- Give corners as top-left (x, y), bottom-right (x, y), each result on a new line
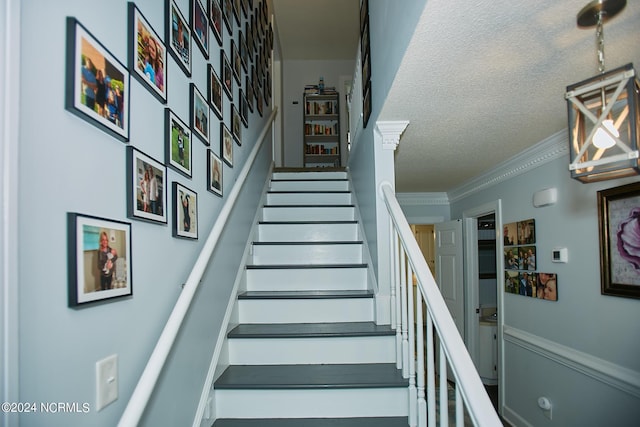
top-left (596, 11), bottom-right (605, 74)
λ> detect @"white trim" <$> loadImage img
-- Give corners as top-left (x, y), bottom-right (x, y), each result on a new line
top-left (396, 192), bottom-right (449, 206)
top-left (504, 325), bottom-right (640, 399)
top-left (1, 1), bottom-right (20, 425)
top-left (376, 121), bottom-right (410, 151)
top-left (448, 130), bottom-right (568, 203)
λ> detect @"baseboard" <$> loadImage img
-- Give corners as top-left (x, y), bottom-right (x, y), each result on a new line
top-left (502, 404), bottom-right (533, 427)
top-left (504, 325), bottom-right (640, 399)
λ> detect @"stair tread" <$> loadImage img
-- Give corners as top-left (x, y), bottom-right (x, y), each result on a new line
top-left (238, 290), bottom-right (373, 299)
top-left (259, 220), bottom-right (357, 224)
top-left (270, 179), bottom-right (349, 182)
top-left (263, 204), bottom-right (355, 208)
top-left (252, 241), bottom-right (363, 245)
top-left (267, 190), bottom-right (351, 194)
top-left (214, 363), bottom-right (408, 389)
top-left (246, 263), bottom-right (366, 270)
top-left (228, 321), bottom-right (394, 338)
top-left (212, 417), bottom-right (409, 427)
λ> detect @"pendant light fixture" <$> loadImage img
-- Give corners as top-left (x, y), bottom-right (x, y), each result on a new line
top-left (565, 0), bottom-right (640, 183)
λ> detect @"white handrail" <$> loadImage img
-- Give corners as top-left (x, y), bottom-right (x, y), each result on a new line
top-left (119, 108), bottom-right (278, 427)
top-left (380, 182), bottom-right (502, 427)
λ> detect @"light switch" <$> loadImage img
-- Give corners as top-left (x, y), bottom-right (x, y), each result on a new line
top-left (96, 354), bottom-right (118, 411)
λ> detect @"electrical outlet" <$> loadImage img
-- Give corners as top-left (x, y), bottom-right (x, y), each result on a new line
top-left (96, 354), bottom-right (118, 411)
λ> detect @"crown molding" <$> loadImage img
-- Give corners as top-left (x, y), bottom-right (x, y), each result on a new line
top-left (376, 120), bottom-right (410, 150)
top-left (396, 192), bottom-right (449, 206)
top-left (447, 130), bottom-right (569, 203)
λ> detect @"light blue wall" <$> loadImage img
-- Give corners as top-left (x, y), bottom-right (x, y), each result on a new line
top-left (450, 149), bottom-right (640, 425)
top-left (281, 59), bottom-right (355, 167)
top-left (17, 0), bottom-right (272, 425)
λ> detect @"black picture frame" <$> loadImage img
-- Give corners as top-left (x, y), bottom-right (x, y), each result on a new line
top-left (221, 50), bottom-right (233, 100)
top-left (231, 40), bottom-right (241, 85)
top-left (208, 64), bottom-right (223, 119)
top-left (191, 83), bottom-right (210, 145)
top-left (363, 80), bottom-right (371, 128)
top-left (239, 30), bottom-right (248, 72)
top-left (208, 149), bottom-right (223, 197)
top-left (192, 0), bottom-right (209, 58)
top-left (222, 0), bottom-right (233, 36)
top-left (128, 3), bottom-right (167, 104)
top-left (232, 104), bottom-right (242, 145)
top-left (65, 17), bottom-right (130, 142)
top-left (67, 213), bottom-right (132, 307)
top-left (166, 0), bottom-right (192, 77)
top-left (233, 0), bottom-right (241, 26)
top-left (221, 123), bottom-right (233, 167)
top-left (245, 75), bottom-right (254, 113)
top-left (127, 146), bottom-right (168, 224)
top-left (165, 108), bottom-right (193, 177)
top-left (239, 88), bottom-right (248, 127)
top-left (173, 182), bottom-right (198, 239)
top-left (209, 0), bottom-right (223, 46)
top-left (598, 181), bottom-right (640, 299)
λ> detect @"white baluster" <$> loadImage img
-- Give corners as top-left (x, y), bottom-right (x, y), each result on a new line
top-left (439, 344), bottom-right (448, 427)
top-left (416, 289), bottom-right (427, 427)
top-left (392, 229), bottom-right (402, 369)
top-left (456, 383), bottom-right (464, 427)
top-left (407, 261), bottom-right (417, 427)
top-left (427, 315), bottom-right (436, 427)
top-left (400, 248), bottom-right (409, 378)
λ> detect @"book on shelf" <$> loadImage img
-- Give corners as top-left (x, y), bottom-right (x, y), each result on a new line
top-left (305, 144), bottom-right (339, 155)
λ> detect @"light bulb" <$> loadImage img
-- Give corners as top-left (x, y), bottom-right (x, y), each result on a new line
top-left (592, 119), bottom-right (619, 149)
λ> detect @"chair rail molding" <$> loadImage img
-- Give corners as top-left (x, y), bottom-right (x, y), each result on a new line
top-left (377, 120), bottom-right (410, 151)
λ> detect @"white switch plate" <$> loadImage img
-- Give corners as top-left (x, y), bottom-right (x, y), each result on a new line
top-left (96, 354), bottom-right (118, 411)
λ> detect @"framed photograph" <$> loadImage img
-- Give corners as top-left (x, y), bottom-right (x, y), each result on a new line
top-left (233, 0), bottom-right (241, 25)
top-left (208, 149), bottom-right (223, 196)
top-left (173, 182), bottom-right (198, 239)
top-left (504, 270), bottom-right (519, 294)
top-left (67, 213), bottom-right (132, 307)
top-left (210, 0), bottom-right (223, 46)
top-left (363, 80), bottom-right (371, 128)
top-left (191, 83), bottom-right (210, 145)
top-left (192, 0), bottom-right (209, 58)
top-left (221, 51), bottom-right (233, 100)
top-left (239, 31), bottom-right (248, 72)
top-left (517, 218), bottom-right (536, 244)
top-left (167, 0), bottom-right (191, 77)
top-left (165, 108), bottom-right (192, 177)
top-left (519, 246), bottom-right (536, 271)
top-left (245, 75), bottom-right (254, 113)
top-left (232, 104), bottom-right (242, 145)
top-left (128, 3), bottom-right (167, 103)
top-left (503, 222), bottom-right (518, 246)
top-left (222, 0), bottom-right (233, 35)
top-left (221, 123), bottom-right (233, 166)
top-left (231, 40), bottom-right (241, 85)
top-left (127, 146), bottom-right (167, 224)
top-left (239, 89), bottom-right (248, 127)
top-left (360, 0), bottom-right (369, 34)
top-left (256, 86), bottom-right (263, 117)
top-left (598, 181), bottom-right (640, 299)
top-left (65, 17), bottom-right (130, 142)
top-left (536, 273), bottom-right (558, 301)
top-left (208, 64), bottom-right (223, 119)
top-left (245, 21), bottom-right (254, 56)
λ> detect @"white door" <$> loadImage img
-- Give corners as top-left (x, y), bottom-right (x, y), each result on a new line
top-left (435, 220), bottom-right (465, 338)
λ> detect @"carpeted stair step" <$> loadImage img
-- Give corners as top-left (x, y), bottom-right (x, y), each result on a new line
top-left (212, 416), bottom-right (409, 427)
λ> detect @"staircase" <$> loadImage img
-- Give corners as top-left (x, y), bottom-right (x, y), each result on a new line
top-left (212, 169), bottom-right (409, 426)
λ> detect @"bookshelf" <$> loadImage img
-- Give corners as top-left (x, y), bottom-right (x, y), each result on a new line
top-left (303, 91), bottom-right (340, 168)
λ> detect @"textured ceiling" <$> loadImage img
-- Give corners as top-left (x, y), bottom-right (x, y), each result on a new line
top-left (272, 0), bottom-right (640, 192)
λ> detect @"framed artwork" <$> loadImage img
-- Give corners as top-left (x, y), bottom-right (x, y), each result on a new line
top-left (67, 213), bottom-right (132, 307)
top-left (503, 222), bottom-right (518, 246)
top-left (233, 0), bottom-right (241, 25)
top-left (208, 64), bottom-right (223, 119)
top-left (239, 89), bottom-right (248, 127)
top-left (239, 31), bottom-right (248, 72)
top-left (598, 181), bottom-right (640, 299)
top-left (536, 273), bottom-right (558, 301)
top-left (240, 0), bottom-right (249, 18)
top-left (191, 83), bottom-right (210, 145)
top-left (128, 3), bottom-right (167, 103)
top-left (173, 182), bottom-right (198, 239)
top-left (245, 76), bottom-right (254, 113)
top-left (166, 0), bottom-right (191, 76)
top-left (221, 123), bottom-right (233, 166)
top-left (360, 0), bottom-right (369, 33)
top-left (222, 0), bottom-right (233, 35)
top-left (165, 108), bottom-right (192, 177)
top-left (232, 104), bottom-right (242, 145)
top-left (517, 218), bottom-right (536, 245)
top-left (65, 17), bottom-right (130, 142)
top-left (245, 21), bottom-right (254, 56)
top-left (363, 80), bottom-right (371, 128)
top-left (210, 0), bottom-right (223, 46)
top-left (221, 51), bottom-right (233, 100)
top-left (256, 86), bottom-right (263, 117)
top-left (127, 146), bottom-right (167, 224)
top-left (208, 149), bottom-right (223, 196)
top-left (192, 0), bottom-right (209, 58)
top-left (231, 40), bottom-right (241, 85)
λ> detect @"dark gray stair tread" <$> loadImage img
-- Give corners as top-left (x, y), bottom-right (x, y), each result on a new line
top-left (246, 263), bottom-right (367, 270)
top-left (228, 322), bottom-right (394, 338)
top-left (214, 363), bottom-right (408, 389)
top-left (252, 241), bottom-right (363, 245)
top-left (237, 290), bottom-right (373, 299)
top-left (212, 417), bottom-right (408, 427)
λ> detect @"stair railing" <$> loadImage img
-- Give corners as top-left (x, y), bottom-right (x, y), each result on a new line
top-left (118, 108), bottom-right (278, 427)
top-left (380, 182), bottom-right (501, 427)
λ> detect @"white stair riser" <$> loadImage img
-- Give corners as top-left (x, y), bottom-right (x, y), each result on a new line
top-left (238, 298), bottom-right (374, 323)
top-left (272, 171), bottom-right (347, 180)
top-left (215, 388), bottom-right (409, 418)
top-left (270, 180), bottom-right (349, 191)
top-left (267, 192), bottom-right (352, 205)
top-left (246, 267), bottom-right (368, 291)
top-left (262, 206), bottom-right (355, 221)
top-left (228, 336), bottom-right (396, 365)
top-left (252, 244), bottom-right (363, 265)
top-left (258, 223), bottom-right (358, 242)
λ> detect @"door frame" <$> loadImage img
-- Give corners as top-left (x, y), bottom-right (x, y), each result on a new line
top-left (462, 200), bottom-right (504, 413)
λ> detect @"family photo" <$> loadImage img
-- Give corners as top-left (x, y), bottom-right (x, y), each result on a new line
top-left (130, 4), bottom-right (166, 102)
top-left (173, 183), bottom-right (198, 239)
top-left (127, 147), bottom-right (167, 224)
top-left (166, 109), bottom-right (192, 177)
